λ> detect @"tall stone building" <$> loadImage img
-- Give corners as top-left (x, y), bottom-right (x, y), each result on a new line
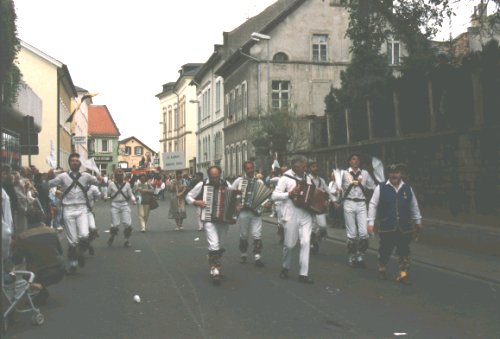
top-left (157, 64), bottom-right (202, 175)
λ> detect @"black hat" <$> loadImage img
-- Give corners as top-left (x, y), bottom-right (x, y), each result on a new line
top-left (387, 163), bottom-right (405, 173)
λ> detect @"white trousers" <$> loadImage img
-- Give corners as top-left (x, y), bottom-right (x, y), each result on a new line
top-left (111, 201), bottom-right (132, 228)
top-left (205, 221), bottom-right (229, 252)
top-left (196, 207), bottom-right (204, 230)
top-left (63, 204), bottom-right (90, 246)
top-left (312, 213), bottom-right (327, 233)
top-left (276, 202), bottom-right (284, 226)
top-left (88, 211), bottom-right (96, 230)
top-left (282, 209), bottom-right (312, 276)
top-left (238, 210), bottom-right (262, 240)
top-left (343, 200), bottom-right (368, 239)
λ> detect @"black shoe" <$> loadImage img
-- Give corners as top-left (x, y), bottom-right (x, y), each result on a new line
top-left (67, 266), bottom-right (77, 275)
top-left (77, 255), bottom-right (85, 268)
top-left (254, 259), bottom-right (265, 268)
top-left (107, 237), bottom-right (114, 247)
top-left (311, 243), bottom-right (319, 255)
top-left (212, 275), bottom-right (221, 285)
top-left (279, 268), bottom-right (289, 279)
top-left (298, 275), bottom-right (314, 284)
top-left (240, 256), bottom-right (247, 264)
top-left (357, 260), bottom-right (366, 269)
top-left (124, 240), bottom-right (131, 248)
top-left (88, 246), bottom-right (95, 256)
top-left (378, 270), bottom-right (387, 280)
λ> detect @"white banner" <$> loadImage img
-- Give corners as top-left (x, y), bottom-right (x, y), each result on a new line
top-left (163, 152), bottom-right (185, 171)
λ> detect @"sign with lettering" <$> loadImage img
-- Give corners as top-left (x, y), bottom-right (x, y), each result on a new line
top-left (163, 152), bottom-right (185, 170)
top-left (94, 156), bottom-right (113, 162)
top-left (72, 136), bottom-right (87, 144)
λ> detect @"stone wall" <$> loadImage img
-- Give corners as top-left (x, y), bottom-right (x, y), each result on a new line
top-left (291, 126), bottom-right (500, 227)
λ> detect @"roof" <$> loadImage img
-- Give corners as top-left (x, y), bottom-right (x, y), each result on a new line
top-left (156, 63), bottom-right (203, 98)
top-left (75, 86), bottom-right (88, 92)
top-left (20, 40), bottom-right (77, 97)
top-left (194, 0), bottom-right (299, 83)
top-left (88, 105), bottom-right (121, 137)
top-left (119, 136), bottom-right (157, 154)
top-left (216, 0), bottom-right (306, 77)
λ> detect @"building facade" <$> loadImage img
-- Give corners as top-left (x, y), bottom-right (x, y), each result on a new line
top-left (193, 46), bottom-right (227, 175)
top-left (17, 40), bottom-right (77, 170)
top-left (157, 64), bottom-right (202, 175)
top-left (88, 105), bottom-right (121, 176)
top-left (71, 86), bottom-right (93, 160)
top-left (215, 0), bottom-right (353, 176)
top-left (118, 136), bottom-right (157, 169)
top-left (0, 81), bottom-right (42, 169)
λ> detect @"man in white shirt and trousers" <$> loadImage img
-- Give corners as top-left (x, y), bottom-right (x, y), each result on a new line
top-left (307, 160), bottom-right (336, 255)
top-left (341, 154), bottom-right (376, 268)
top-left (368, 164), bottom-right (423, 285)
top-left (107, 169), bottom-right (136, 248)
top-left (186, 166), bottom-right (232, 285)
top-left (48, 153), bottom-right (101, 274)
top-left (272, 157), bottom-right (314, 284)
top-left (231, 160), bottom-right (265, 267)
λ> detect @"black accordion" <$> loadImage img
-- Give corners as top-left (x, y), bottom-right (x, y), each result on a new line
top-left (238, 178), bottom-right (273, 214)
top-left (201, 185), bottom-right (239, 224)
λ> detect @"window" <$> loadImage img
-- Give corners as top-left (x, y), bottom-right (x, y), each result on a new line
top-left (134, 146), bottom-right (143, 155)
top-left (174, 141), bottom-right (178, 151)
top-left (163, 142), bottom-right (166, 153)
top-left (197, 95), bottom-right (202, 124)
top-left (312, 34), bottom-right (328, 62)
top-left (101, 139), bottom-right (109, 152)
top-left (273, 52), bottom-right (289, 61)
top-left (215, 80), bottom-right (221, 112)
top-left (168, 108), bottom-right (172, 132)
top-left (225, 93), bottom-right (230, 117)
top-left (271, 81), bottom-right (290, 111)
top-left (242, 82), bottom-right (247, 116)
top-left (235, 86), bottom-right (241, 120)
top-left (97, 163), bottom-right (107, 176)
top-left (174, 105), bottom-right (179, 130)
top-left (168, 142), bottom-right (172, 152)
top-left (388, 40), bottom-right (400, 65)
top-left (123, 146), bottom-right (131, 155)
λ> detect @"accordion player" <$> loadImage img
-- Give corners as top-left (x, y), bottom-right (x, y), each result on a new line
top-left (200, 185), bottom-right (239, 224)
top-left (291, 180), bottom-right (329, 215)
top-left (237, 178), bottom-right (273, 214)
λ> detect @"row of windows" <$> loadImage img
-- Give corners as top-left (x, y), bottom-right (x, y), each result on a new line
top-left (271, 35), bottom-right (400, 65)
top-left (224, 142), bottom-right (248, 177)
top-left (122, 146), bottom-right (144, 156)
top-left (225, 82), bottom-right (248, 121)
top-left (198, 79), bottom-right (223, 126)
top-left (198, 131), bottom-right (223, 163)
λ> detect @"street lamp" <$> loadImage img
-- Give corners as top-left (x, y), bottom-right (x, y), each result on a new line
top-left (250, 32), bottom-right (271, 114)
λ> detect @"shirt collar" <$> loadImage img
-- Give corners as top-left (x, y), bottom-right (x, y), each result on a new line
top-left (386, 179), bottom-right (405, 190)
top-left (348, 167), bottom-right (360, 174)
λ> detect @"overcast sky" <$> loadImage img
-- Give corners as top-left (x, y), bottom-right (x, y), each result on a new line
top-left (14, 0), bottom-right (488, 151)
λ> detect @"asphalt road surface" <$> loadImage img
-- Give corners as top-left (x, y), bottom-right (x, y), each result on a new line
top-left (5, 197), bottom-right (500, 339)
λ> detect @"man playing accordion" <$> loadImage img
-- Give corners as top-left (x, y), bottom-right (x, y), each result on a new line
top-left (186, 166), bottom-right (232, 284)
top-left (231, 160), bottom-right (270, 267)
top-left (272, 157), bottom-right (314, 284)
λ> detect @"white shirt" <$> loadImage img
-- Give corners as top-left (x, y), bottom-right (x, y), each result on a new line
top-left (341, 167), bottom-right (376, 200)
top-left (367, 180), bottom-right (422, 224)
top-left (108, 181), bottom-right (136, 203)
top-left (49, 171), bottom-right (100, 206)
top-left (271, 169), bottom-right (312, 222)
top-left (185, 179), bottom-right (231, 205)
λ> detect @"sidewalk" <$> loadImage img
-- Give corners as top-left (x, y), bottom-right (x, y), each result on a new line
top-left (262, 215), bottom-right (500, 285)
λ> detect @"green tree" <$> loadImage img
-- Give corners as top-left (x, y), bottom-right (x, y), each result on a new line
top-left (0, 0), bottom-right (21, 105)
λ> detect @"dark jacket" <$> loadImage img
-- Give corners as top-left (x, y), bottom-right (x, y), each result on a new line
top-left (377, 182), bottom-right (414, 233)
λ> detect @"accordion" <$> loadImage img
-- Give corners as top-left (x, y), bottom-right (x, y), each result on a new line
top-left (201, 185), bottom-right (239, 224)
top-left (238, 178), bottom-right (273, 214)
top-left (292, 181), bottom-right (329, 214)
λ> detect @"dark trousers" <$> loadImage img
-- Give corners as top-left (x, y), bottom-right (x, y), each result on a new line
top-left (378, 230), bottom-right (413, 269)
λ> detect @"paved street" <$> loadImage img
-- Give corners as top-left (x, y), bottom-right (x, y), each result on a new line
top-left (5, 197), bottom-right (500, 339)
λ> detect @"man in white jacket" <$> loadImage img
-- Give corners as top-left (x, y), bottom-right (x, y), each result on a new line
top-left (272, 157), bottom-right (314, 284)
